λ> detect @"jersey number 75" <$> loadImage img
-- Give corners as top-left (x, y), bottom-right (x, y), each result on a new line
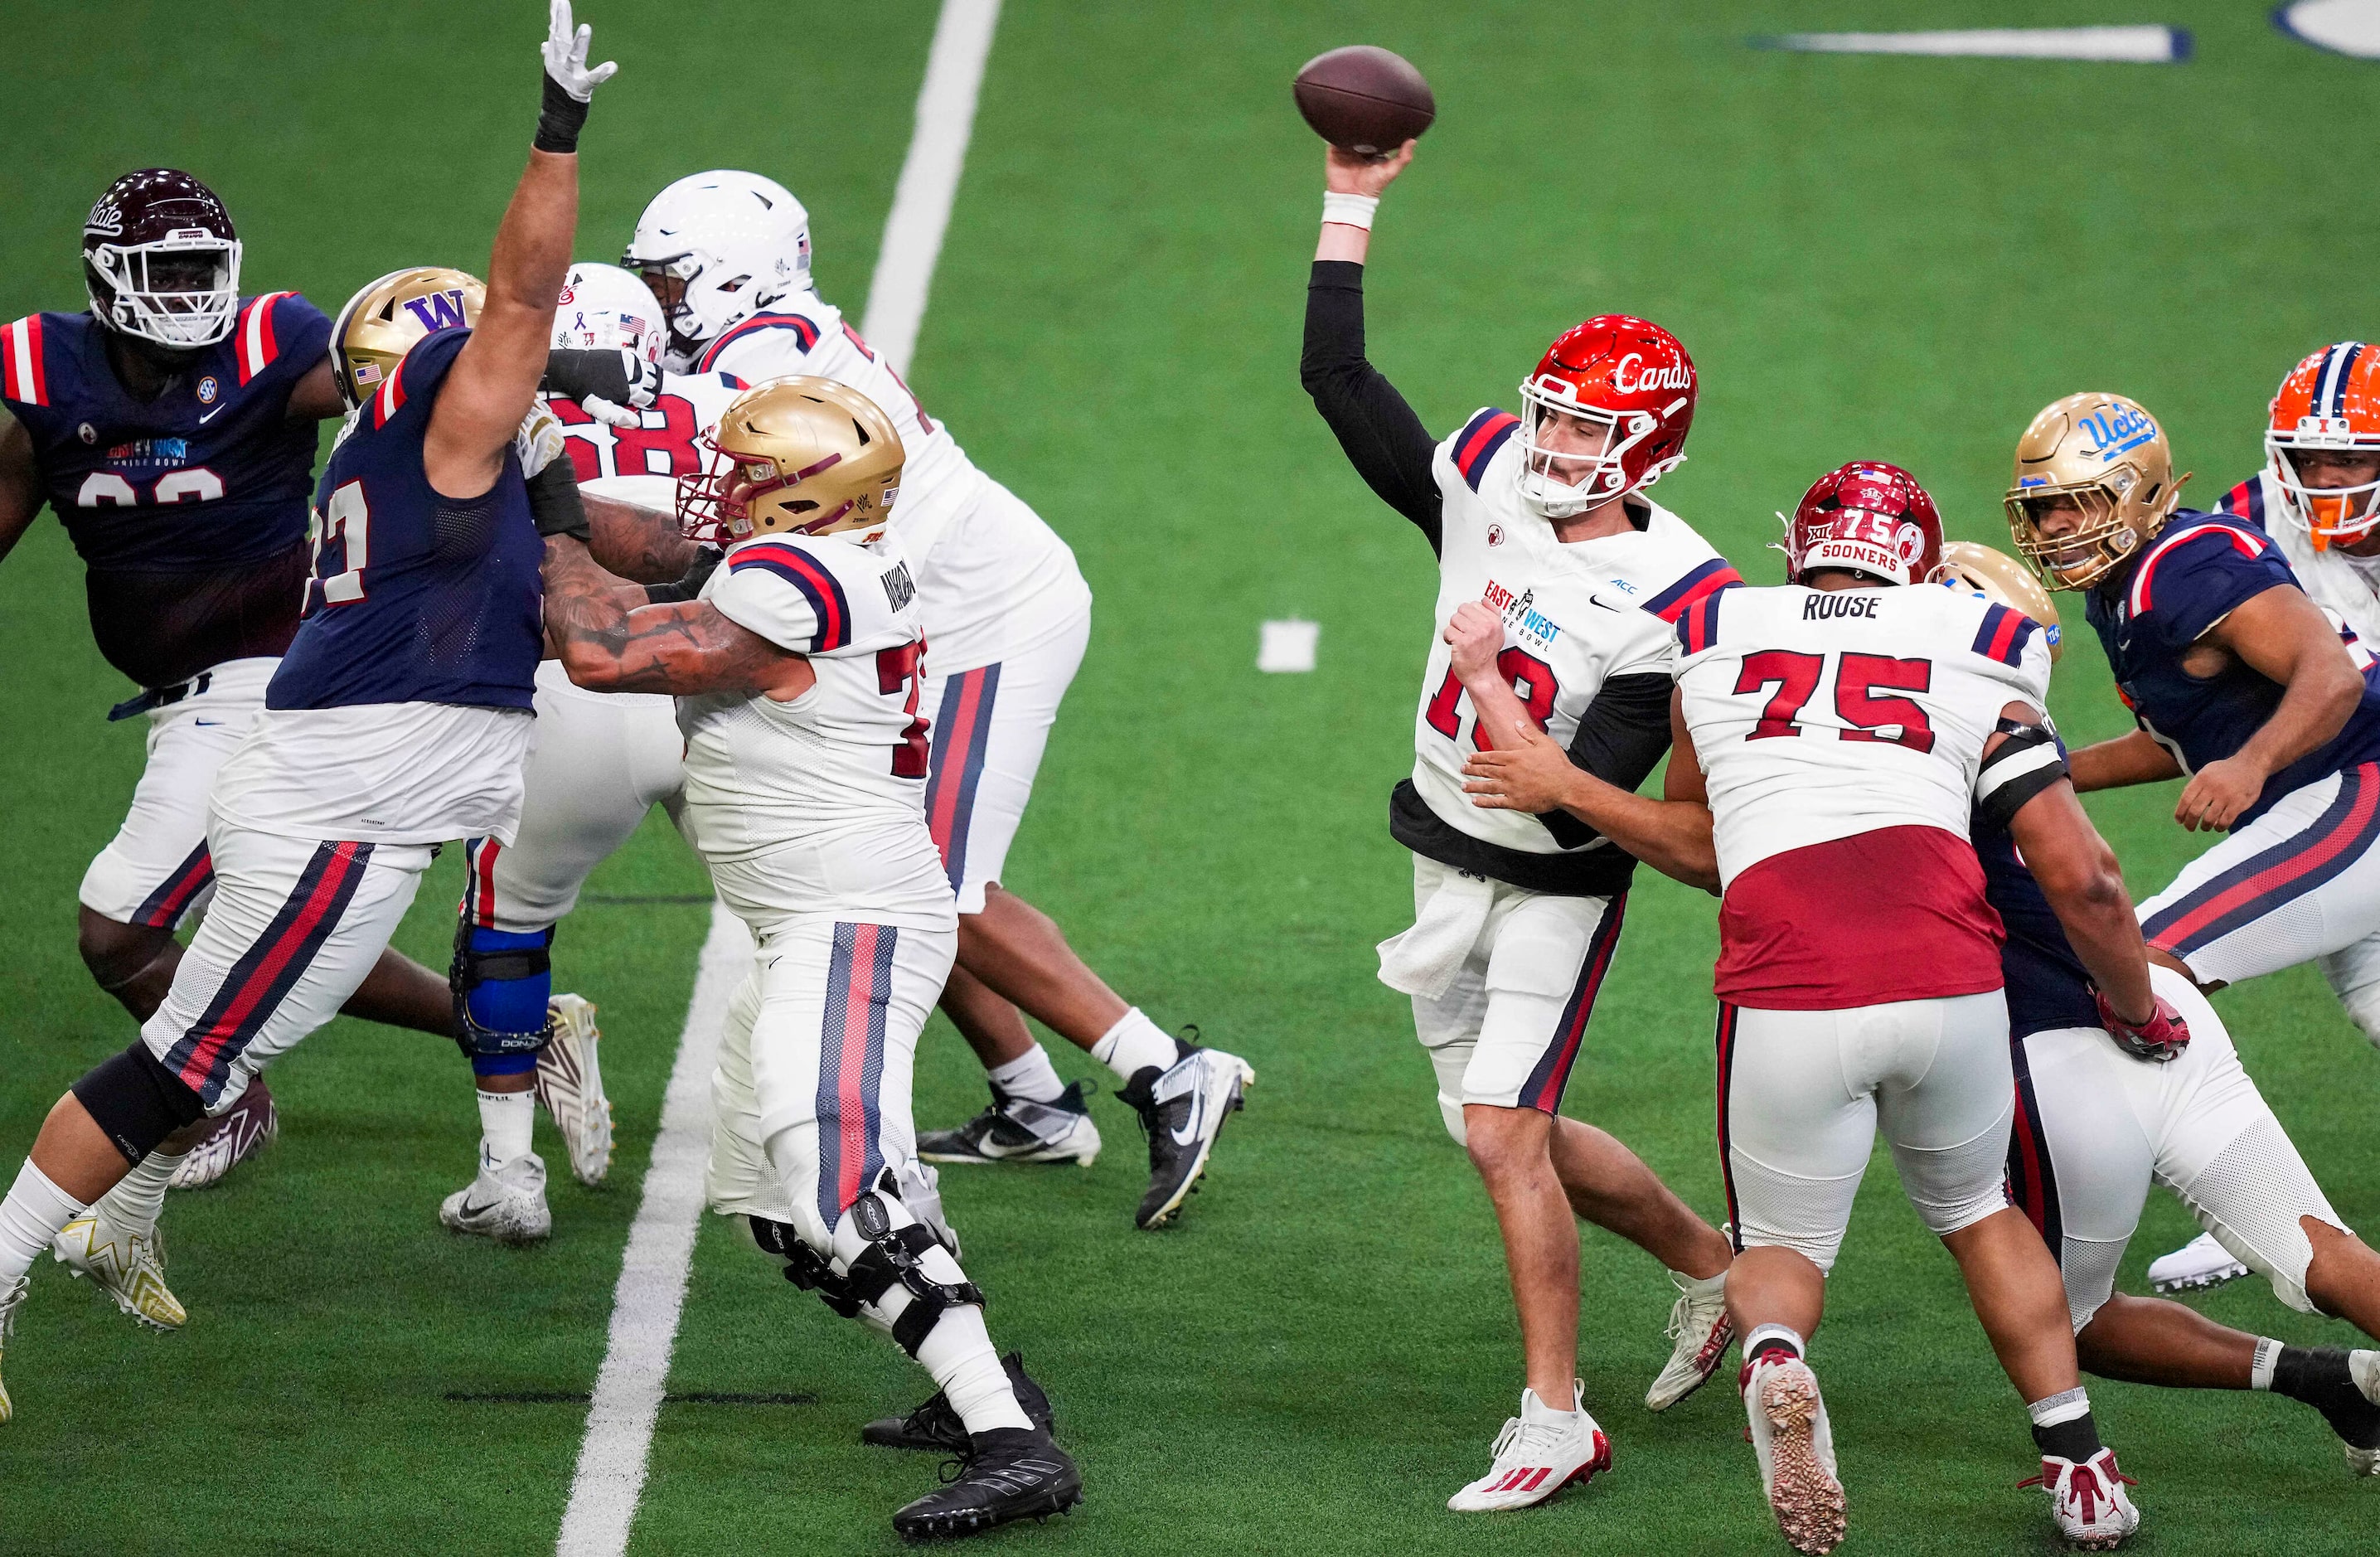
top-left (1734, 649), bottom-right (1935, 752)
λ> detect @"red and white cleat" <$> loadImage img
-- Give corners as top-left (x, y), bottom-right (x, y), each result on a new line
top-left (1646, 1268), bottom-right (1733, 1411)
top-left (1446, 1380), bottom-right (1612, 1511)
top-left (1743, 1355), bottom-right (1846, 1555)
top-left (2020, 1448), bottom-right (2140, 1550)
top-left (166, 1079), bottom-right (278, 1192)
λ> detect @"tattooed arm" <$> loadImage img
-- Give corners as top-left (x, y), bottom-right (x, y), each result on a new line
top-left (542, 536), bottom-right (815, 698)
top-left (583, 492), bottom-right (704, 583)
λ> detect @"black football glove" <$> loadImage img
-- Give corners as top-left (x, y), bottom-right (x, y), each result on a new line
top-left (2094, 986), bottom-right (2192, 1064)
top-left (645, 546), bottom-right (724, 604)
top-left (526, 458), bottom-right (592, 541)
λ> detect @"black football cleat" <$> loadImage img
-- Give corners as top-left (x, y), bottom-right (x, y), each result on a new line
top-left (863, 1351), bottom-right (1054, 1452)
top-left (890, 1425), bottom-right (1082, 1541)
top-left (1115, 1039), bottom-right (1254, 1230)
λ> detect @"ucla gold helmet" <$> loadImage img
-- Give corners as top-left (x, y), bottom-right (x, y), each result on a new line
top-left (2004, 392), bottom-right (2191, 592)
top-left (1929, 541), bottom-right (2063, 663)
top-left (329, 267), bottom-right (486, 411)
top-left (677, 376), bottom-right (904, 543)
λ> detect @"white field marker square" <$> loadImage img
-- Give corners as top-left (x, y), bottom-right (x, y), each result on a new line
top-left (1258, 618), bottom-right (1320, 673)
top-left (1756, 27), bottom-right (2191, 63)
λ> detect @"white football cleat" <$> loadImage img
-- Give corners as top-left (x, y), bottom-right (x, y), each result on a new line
top-left (535, 994), bottom-right (613, 1186)
top-left (439, 1151), bottom-right (553, 1244)
top-left (2146, 1231), bottom-right (2247, 1293)
top-left (2348, 1351), bottom-right (2380, 1477)
top-left (51, 1210), bottom-right (185, 1331)
top-left (1447, 1380), bottom-right (1612, 1511)
top-left (2021, 1448), bottom-right (2140, 1550)
top-left (0, 1273), bottom-right (27, 1424)
top-left (167, 1079), bottom-right (278, 1191)
top-left (1743, 1355), bottom-right (1846, 1555)
top-left (1646, 1268), bottom-right (1733, 1411)
top-left (918, 1080), bottom-right (1103, 1167)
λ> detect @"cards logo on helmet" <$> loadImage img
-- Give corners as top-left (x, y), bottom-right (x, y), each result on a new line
top-left (1611, 352), bottom-right (1692, 395)
top-left (400, 289), bottom-right (469, 332)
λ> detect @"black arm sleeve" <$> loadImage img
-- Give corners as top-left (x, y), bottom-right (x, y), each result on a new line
top-left (1538, 672), bottom-right (1677, 850)
top-left (1301, 260), bottom-right (1443, 550)
top-left (544, 347), bottom-right (632, 404)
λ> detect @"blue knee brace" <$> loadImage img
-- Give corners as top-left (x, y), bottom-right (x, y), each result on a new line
top-left (449, 919), bottom-right (553, 1078)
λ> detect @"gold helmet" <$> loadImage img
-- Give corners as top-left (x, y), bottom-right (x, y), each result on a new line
top-left (329, 267), bottom-right (485, 410)
top-left (2004, 392), bottom-right (2191, 592)
top-left (678, 376), bottom-right (904, 542)
top-left (1928, 541), bottom-right (2063, 663)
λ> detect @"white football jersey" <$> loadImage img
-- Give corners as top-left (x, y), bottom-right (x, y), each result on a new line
top-left (2220, 468), bottom-right (2380, 644)
top-left (1675, 582), bottom-right (2053, 890)
top-left (1410, 407), bottom-right (1738, 861)
top-left (554, 368), bottom-right (749, 512)
top-left (696, 294), bottom-right (1088, 672)
top-left (677, 526), bottom-right (951, 927)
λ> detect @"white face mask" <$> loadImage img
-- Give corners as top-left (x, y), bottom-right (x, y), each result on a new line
top-left (89, 235), bottom-right (243, 349)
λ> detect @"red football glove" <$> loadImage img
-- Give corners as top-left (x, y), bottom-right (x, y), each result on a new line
top-left (2094, 987), bottom-right (2192, 1063)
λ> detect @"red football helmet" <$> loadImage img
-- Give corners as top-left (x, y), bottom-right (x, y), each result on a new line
top-left (82, 168), bottom-right (243, 352)
top-left (1785, 462), bottom-right (1943, 586)
top-left (1516, 315), bottom-right (1695, 517)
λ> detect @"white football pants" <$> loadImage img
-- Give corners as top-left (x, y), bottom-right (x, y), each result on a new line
top-left (1718, 991), bottom-right (2014, 1273)
top-left (2012, 965), bottom-right (2350, 1327)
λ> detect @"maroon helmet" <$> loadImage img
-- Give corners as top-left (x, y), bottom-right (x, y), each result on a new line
top-left (83, 169), bottom-right (243, 351)
top-left (1785, 461), bottom-right (1943, 586)
top-left (1516, 315), bottom-right (1696, 517)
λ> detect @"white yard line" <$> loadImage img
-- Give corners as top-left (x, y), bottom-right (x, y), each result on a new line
top-left (860, 0), bottom-right (1003, 371)
top-left (555, 2), bottom-right (1002, 1550)
top-left (555, 903), bottom-right (748, 1557)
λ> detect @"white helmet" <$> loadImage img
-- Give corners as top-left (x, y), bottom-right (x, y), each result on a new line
top-left (621, 172), bottom-right (811, 367)
top-left (551, 260), bottom-right (666, 363)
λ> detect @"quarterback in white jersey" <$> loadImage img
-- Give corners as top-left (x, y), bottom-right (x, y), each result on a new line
top-left (1468, 464), bottom-right (2177, 1553)
top-left (540, 378), bottom-right (1080, 1538)
top-left (603, 171), bottom-right (1251, 1231)
top-left (1301, 139), bottom-right (1737, 1512)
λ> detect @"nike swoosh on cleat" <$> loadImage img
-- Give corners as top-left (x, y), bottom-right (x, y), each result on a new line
top-left (458, 1197), bottom-right (503, 1218)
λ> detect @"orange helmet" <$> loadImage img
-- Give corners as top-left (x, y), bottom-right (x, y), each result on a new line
top-left (2266, 342), bottom-right (2380, 550)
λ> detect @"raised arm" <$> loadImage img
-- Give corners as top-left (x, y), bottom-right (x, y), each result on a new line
top-left (2178, 584), bottom-right (2367, 831)
top-left (1300, 143), bottom-right (1444, 545)
top-left (424, 2), bottom-right (614, 499)
top-left (541, 535), bottom-right (810, 698)
top-left (0, 410), bottom-right (41, 566)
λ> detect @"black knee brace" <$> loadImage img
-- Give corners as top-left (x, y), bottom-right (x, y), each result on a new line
top-left (841, 1192), bottom-right (987, 1356)
top-left (749, 1215), bottom-right (862, 1317)
top-left (70, 1042), bottom-right (206, 1163)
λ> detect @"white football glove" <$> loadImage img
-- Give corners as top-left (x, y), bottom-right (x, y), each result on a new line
top-left (541, 0), bottom-right (617, 101)
top-left (516, 402), bottom-right (570, 478)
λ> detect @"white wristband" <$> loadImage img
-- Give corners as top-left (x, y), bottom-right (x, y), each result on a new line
top-left (1321, 192), bottom-right (1379, 231)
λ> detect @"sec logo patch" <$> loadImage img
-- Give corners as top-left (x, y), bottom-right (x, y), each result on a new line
top-left (1486, 523), bottom-right (1505, 546)
top-left (196, 376), bottom-right (219, 405)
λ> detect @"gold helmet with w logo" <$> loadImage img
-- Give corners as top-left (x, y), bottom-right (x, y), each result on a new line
top-left (678, 376), bottom-right (904, 542)
top-left (2004, 392), bottom-right (2191, 591)
top-left (329, 267), bottom-right (485, 410)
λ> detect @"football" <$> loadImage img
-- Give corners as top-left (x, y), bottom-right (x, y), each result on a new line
top-left (1292, 45), bottom-right (1434, 157)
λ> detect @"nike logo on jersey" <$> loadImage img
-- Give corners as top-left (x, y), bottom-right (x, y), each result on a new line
top-left (197, 406), bottom-right (225, 424)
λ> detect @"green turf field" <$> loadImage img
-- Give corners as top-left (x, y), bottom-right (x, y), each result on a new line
top-left (3, 2), bottom-right (2379, 1552)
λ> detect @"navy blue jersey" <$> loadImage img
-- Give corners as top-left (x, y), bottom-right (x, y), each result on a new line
top-left (267, 329), bottom-right (540, 712)
top-left (2084, 512), bottom-right (2380, 825)
top-left (2, 297), bottom-right (332, 686)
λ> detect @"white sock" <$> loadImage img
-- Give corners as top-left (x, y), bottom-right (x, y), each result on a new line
top-left (0, 1162), bottom-right (90, 1284)
top-left (2251, 1336), bottom-right (2283, 1391)
top-left (2027, 1386), bottom-right (2091, 1427)
top-left (477, 1089), bottom-right (536, 1168)
top-left (914, 1302), bottom-right (1034, 1435)
top-left (986, 1045), bottom-right (1064, 1103)
top-left (1090, 1008), bottom-right (1180, 1083)
top-left (1743, 1323), bottom-right (1806, 1365)
top-left (97, 1149), bottom-right (186, 1236)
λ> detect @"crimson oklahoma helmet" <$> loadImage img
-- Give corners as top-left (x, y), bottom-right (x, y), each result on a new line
top-left (1515, 315), bottom-right (1695, 517)
top-left (82, 168), bottom-right (243, 351)
top-left (1785, 461), bottom-right (1943, 586)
